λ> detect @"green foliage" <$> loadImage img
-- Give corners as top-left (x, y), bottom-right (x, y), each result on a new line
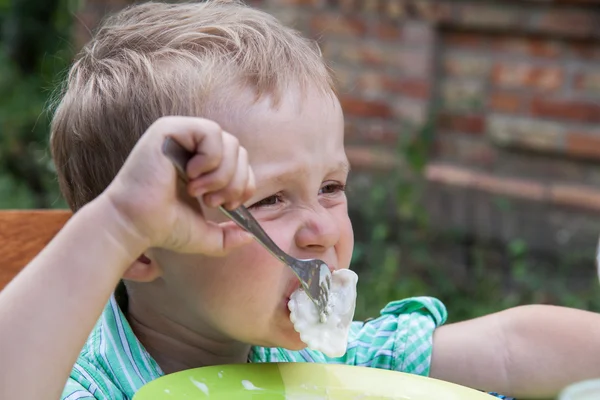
top-left (0, 0), bottom-right (74, 209)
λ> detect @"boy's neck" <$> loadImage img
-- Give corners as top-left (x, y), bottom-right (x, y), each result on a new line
top-left (125, 296), bottom-right (251, 374)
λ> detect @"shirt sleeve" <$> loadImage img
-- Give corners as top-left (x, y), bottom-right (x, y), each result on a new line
top-left (338, 296), bottom-right (447, 376)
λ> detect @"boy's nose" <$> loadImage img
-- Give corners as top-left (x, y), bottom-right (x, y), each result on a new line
top-left (294, 206), bottom-right (340, 252)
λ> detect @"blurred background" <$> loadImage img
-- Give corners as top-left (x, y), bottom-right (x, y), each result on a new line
top-left (1, 0), bottom-right (600, 322)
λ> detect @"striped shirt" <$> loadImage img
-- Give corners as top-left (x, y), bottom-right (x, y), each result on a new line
top-left (61, 294), bottom-right (512, 399)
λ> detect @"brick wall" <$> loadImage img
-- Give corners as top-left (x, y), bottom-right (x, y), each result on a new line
top-left (73, 0), bottom-right (600, 257)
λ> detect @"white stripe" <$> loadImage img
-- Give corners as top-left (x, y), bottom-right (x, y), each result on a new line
top-left (110, 298), bottom-right (145, 382)
top-left (373, 349), bottom-right (394, 358)
top-left (101, 313), bottom-right (137, 393)
top-left (375, 329), bottom-right (395, 338)
top-left (346, 339), bottom-right (375, 350)
top-left (64, 390), bottom-right (94, 400)
top-left (136, 339), bottom-right (162, 379)
top-left (98, 322), bottom-right (120, 392)
top-left (73, 364), bottom-right (100, 395)
top-left (92, 325), bottom-right (124, 396)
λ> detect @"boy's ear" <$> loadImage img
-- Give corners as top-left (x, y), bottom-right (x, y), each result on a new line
top-left (122, 254), bottom-right (162, 282)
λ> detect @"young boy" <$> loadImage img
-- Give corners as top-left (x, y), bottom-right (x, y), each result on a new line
top-left (1, 1), bottom-right (599, 399)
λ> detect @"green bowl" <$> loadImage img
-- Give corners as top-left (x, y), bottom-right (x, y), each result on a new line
top-left (133, 362), bottom-right (495, 399)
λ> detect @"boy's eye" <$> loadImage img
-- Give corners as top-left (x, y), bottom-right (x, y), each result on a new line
top-left (319, 183), bottom-right (346, 195)
top-left (249, 194), bottom-right (283, 209)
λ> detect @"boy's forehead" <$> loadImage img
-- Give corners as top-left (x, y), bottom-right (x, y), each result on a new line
top-left (215, 84), bottom-right (340, 125)
top-left (211, 86), bottom-right (344, 158)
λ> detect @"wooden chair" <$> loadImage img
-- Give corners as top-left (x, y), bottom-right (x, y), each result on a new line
top-left (0, 210), bottom-right (71, 290)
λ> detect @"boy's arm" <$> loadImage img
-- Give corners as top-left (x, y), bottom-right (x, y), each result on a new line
top-left (0, 117), bottom-right (255, 400)
top-left (430, 304), bottom-right (600, 399)
top-left (0, 197), bottom-right (147, 400)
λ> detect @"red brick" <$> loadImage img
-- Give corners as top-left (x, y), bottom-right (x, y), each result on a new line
top-left (374, 22), bottom-right (403, 40)
top-left (574, 71), bottom-right (600, 95)
top-left (360, 46), bottom-right (387, 65)
top-left (438, 113), bottom-right (485, 135)
top-left (338, 43), bottom-right (387, 66)
top-left (340, 96), bottom-right (393, 118)
top-left (385, 77), bottom-right (430, 99)
top-left (535, 10), bottom-right (597, 39)
top-left (566, 132), bottom-right (600, 160)
top-left (531, 98), bottom-right (600, 123)
top-left (310, 14), bottom-right (367, 36)
top-left (489, 92), bottom-right (523, 113)
top-left (492, 63), bottom-right (563, 91)
top-left (443, 31), bottom-right (488, 49)
top-left (491, 36), bottom-right (562, 58)
top-left (570, 42), bottom-right (600, 61)
top-left (357, 73), bottom-right (430, 99)
top-left (356, 72), bottom-right (385, 95)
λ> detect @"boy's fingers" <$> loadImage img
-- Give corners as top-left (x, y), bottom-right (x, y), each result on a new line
top-left (149, 116), bottom-right (225, 179)
top-left (179, 217), bottom-right (253, 255)
top-left (244, 167), bottom-right (256, 203)
top-left (218, 147), bottom-right (250, 210)
top-left (221, 224), bottom-right (254, 252)
top-left (183, 127), bottom-right (225, 180)
top-left (189, 134), bottom-right (240, 201)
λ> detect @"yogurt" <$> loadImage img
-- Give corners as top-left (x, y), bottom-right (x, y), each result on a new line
top-left (288, 269), bottom-right (358, 357)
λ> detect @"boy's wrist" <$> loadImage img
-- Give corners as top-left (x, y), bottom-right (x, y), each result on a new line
top-left (84, 194), bottom-right (153, 269)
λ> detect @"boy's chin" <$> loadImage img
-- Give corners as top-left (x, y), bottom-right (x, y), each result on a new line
top-left (259, 330), bottom-right (306, 352)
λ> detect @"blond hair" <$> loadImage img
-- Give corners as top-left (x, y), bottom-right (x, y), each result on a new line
top-left (50, 0), bottom-right (335, 211)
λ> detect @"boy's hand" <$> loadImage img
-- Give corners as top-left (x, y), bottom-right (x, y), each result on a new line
top-left (103, 116), bottom-right (255, 255)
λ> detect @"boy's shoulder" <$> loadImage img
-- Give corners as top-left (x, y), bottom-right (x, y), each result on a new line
top-left (61, 295), bottom-right (163, 400)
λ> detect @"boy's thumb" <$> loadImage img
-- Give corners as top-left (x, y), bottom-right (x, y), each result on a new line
top-left (221, 225), bottom-right (254, 252)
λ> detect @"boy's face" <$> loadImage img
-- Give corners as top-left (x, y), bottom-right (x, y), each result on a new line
top-left (143, 87), bottom-right (353, 350)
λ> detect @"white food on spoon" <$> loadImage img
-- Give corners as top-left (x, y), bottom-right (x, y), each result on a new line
top-left (288, 269), bottom-right (358, 357)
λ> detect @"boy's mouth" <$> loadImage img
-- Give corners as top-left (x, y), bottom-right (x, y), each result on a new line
top-left (285, 265), bottom-right (336, 298)
top-left (283, 263), bottom-right (337, 306)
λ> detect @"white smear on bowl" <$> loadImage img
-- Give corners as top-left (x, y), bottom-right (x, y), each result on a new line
top-left (241, 380), bottom-right (264, 391)
top-left (190, 377), bottom-right (209, 396)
